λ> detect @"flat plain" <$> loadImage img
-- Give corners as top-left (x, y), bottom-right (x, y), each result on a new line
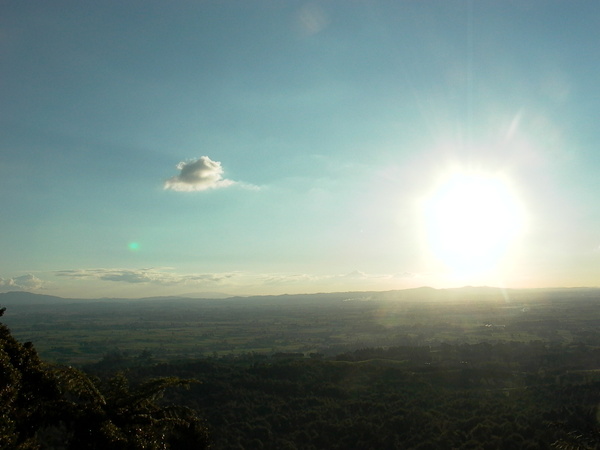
top-left (1, 287), bottom-right (599, 365)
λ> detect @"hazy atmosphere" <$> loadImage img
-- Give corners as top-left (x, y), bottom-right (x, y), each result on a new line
top-left (2, 1), bottom-right (599, 298)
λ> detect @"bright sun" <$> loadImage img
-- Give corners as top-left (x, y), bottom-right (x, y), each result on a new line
top-left (421, 170), bottom-right (526, 281)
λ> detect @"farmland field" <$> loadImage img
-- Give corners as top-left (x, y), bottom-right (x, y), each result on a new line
top-left (2, 287), bottom-right (599, 365)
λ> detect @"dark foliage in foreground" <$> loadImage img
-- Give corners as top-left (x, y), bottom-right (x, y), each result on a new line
top-left (4, 300), bottom-right (600, 449)
top-left (0, 307), bottom-right (209, 449)
top-left (97, 344), bottom-right (600, 449)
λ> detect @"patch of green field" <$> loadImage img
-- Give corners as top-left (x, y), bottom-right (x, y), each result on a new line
top-left (4, 294), bottom-right (599, 365)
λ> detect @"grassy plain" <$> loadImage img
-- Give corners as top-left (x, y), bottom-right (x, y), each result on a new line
top-left (1, 287), bottom-right (599, 365)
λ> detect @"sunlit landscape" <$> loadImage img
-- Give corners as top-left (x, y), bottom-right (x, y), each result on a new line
top-left (2, 1), bottom-right (600, 448)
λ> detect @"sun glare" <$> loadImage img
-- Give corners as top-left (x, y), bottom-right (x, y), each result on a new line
top-left (421, 170), bottom-right (526, 280)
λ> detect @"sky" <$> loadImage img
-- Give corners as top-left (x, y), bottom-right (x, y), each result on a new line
top-left (1, 1), bottom-right (599, 298)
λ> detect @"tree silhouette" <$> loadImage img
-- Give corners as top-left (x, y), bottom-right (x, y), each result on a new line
top-left (0, 306), bottom-right (210, 449)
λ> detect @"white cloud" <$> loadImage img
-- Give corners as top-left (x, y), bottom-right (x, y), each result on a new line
top-left (340, 270), bottom-right (415, 281)
top-left (258, 270), bottom-right (416, 287)
top-left (164, 156), bottom-right (236, 192)
top-left (55, 268), bottom-right (234, 286)
top-left (261, 273), bottom-right (321, 286)
top-left (0, 273), bottom-right (46, 291)
top-left (295, 3), bottom-right (329, 36)
top-left (51, 268), bottom-right (419, 296)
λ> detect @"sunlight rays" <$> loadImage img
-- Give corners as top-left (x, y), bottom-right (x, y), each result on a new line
top-left (421, 169), bottom-right (526, 281)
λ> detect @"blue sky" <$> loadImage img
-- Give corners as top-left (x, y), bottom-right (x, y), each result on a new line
top-left (1, 1), bottom-right (599, 298)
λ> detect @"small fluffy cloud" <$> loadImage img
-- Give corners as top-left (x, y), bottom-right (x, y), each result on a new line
top-left (164, 156), bottom-right (235, 192)
top-left (0, 273), bottom-right (46, 291)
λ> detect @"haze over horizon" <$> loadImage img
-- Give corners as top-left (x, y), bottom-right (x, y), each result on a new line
top-left (2, 2), bottom-right (599, 299)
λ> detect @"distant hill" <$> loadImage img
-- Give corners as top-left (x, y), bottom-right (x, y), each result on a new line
top-left (0, 291), bottom-right (75, 305)
top-left (1, 286), bottom-right (599, 307)
top-left (179, 291), bottom-right (232, 299)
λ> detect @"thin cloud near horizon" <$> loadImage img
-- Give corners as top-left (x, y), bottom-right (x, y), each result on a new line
top-left (0, 269), bottom-right (419, 295)
top-left (54, 268), bottom-right (234, 286)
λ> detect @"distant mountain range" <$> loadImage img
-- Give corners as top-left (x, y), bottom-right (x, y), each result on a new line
top-left (1, 286), bottom-right (599, 306)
